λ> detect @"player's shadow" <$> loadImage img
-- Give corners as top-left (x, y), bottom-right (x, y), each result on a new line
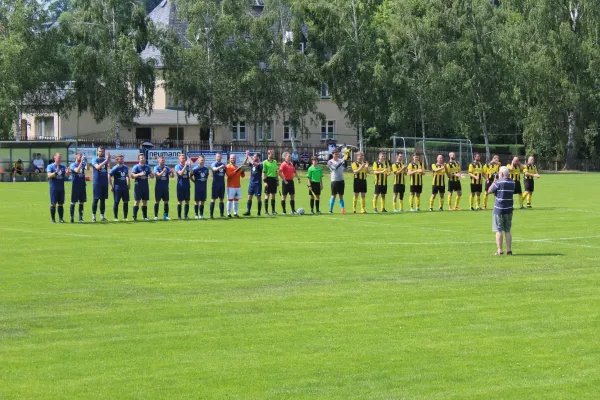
top-left (509, 253), bottom-right (565, 257)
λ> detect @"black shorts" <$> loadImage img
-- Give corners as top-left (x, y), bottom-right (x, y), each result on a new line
top-left (331, 181), bottom-right (345, 196)
top-left (309, 181), bottom-right (321, 196)
top-left (353, 178), bottom-right (367, 194)
top-left (514, 181), bottom-right (522, 194)
top-left (374, 184), bottom-right (388, 195)
top-left (393, 184), bottom-right (405, 200)
top-left (282, 180), bottom-right (295, 196)
top-left (485, 179), bottom-right (494, 192)
top-left (410, 185), bottom-right (422, 194)
top-left (470, 184), bottom-right (483, 193)
top-left (432, 185), bottom-right (445, 195)
top-left (12, 168), bottom-right (23, 175)
top-left (448, 180), bottom-right (462, 192)
top-left (524, 179), bottom-right (534, 193)
top-left (265, 177), bottom-right (278, 194)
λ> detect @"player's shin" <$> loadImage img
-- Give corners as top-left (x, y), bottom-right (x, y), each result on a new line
top-left (70, 203), bottom-right (75, 218)
top-left (310, 198), bottom-right (315, 212)
top-left (329, 197), bottom-right (335, 212)
top-left (409, 195), bottom-right (414, 209)
top-left (141, 206), bottom-right (147, 219)
top-left (270, 199), bottom-right (275, 213)
top-left (416, 197), bottom-right (421, 208)
top-left (50, 205), bottom-right (56, 221)
top-left (483, 193), bottom-right (489, 207)
top-left (352, 196), bottom-right (357, 212)
top-left (316, 199), bottom-right (320, 212)
top-left (360, 196), bottom-right (365, 211)
top-left (194, 204), bottom-right (199, 216)
top-left (455, 195), bottom-right (461, 209)
top-left (133, 205), bottom-right (139, 219)
top-left (210, 201), bottom-right (215, 217)
top-left (92, 199), bottom-right (98, 216)
top-left (257, 200), bottom-right (262, 215)
top-left (113, 202), bottom-right (119, 219)
top-left (233, 201), bottom-right (239, 215)
top-left (372, 198), bottom-right (377, 210)
top-left (290, 200), bottom-right (295, 212)
top-left (281, 199), bottom-right (286, 213)
top-left (79, 203), bottom-right (84, 219)
top-left (247, 200), bottom-right (252, 213)
top-left (184, 204), bottom-right (189, 217)
top-left (429, 197), bottom-right (434, 209)
top-left (219, 202), bottom-right (224, 217)
top-left (164, 203), bottom-right (169, 217)
top-left (227, 200), bottom-right (232, 216)
top-left (469, 194), bottom-right (474, 208)
top-left (199, 204), bottom-right (204, 217)
top-left (154, 203), bottom-right (159, 217)
top-left (177, 204), bottom-right (182, 218)
top-left (447, 195), bottom-right (452, 208)
top-left (123, 203), bottom-right (128, 219)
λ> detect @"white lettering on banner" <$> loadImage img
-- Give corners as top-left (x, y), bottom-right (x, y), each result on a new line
top-left (147, 149), bottom-right (183, 166)
top-left (187, 151), bottom-right (224, 166)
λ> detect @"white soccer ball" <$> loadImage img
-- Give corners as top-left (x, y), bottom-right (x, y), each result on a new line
top-left (297, 208), bottom-right (305, 215)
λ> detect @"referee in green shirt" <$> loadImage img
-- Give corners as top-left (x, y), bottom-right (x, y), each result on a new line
top-left (307, 156), bottom-right (323, 214)
top-left (262, 150), bottom-right (279, 215)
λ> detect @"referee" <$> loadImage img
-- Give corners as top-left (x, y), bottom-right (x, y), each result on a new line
top-left (262, 150), bottom-right (279, 215)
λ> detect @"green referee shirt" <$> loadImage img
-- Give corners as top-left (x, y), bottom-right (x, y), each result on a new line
top-left (263, 159), bottom-right (278, 178)
top-left (307, 165), bottom-right (323, 183)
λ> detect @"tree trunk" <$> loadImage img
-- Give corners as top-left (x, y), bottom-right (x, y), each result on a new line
top-left (209, 110), bottom-right (214, 151)
top-left (15, 104), bottom-right (21, 141)
top-left (419, 98), bottom-right (428, 166)
top-left (478, 109), bottom-right (491, 161)
top-left (357, 122), bottom-right (363, 153)
top-left (566, 110), bottom-right (576, 170)
top-left (114, 112), bottom-right (121, 148)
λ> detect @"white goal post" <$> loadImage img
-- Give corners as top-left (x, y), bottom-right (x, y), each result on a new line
top-left (391, 137), bottom-right (474, 169)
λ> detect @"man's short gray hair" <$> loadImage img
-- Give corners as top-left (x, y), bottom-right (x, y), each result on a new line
top-left (499, 166), bottom-right (509, 177)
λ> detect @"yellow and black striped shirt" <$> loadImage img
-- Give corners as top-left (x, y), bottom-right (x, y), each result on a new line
top-left (352, 161), bottom-right (368, 180)
top-left (445, 161), bottom-right (461, 182)
top-left (523, 163), bottom-right (537, 181)
top-left (468, 161), bottom-right (484, 184)
top-left (431, 164), bottom-right (446, 187)
top-left (392, 162), bottom-right (406, 185)
top-left (408, 161), bottom-right (424, 186)
top-left (373, 161), bottom-right (391, 185)
top-left (484, 162), bottom-right (499, 180)
top-left (507, 163), bottom-right (522, 182)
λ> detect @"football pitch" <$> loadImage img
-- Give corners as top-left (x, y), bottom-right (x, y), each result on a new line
top-left (1, 173), bottom-right (599, 399)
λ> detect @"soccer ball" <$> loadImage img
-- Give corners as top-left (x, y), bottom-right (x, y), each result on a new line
top-left (297, 208), bottom-right (305, 215)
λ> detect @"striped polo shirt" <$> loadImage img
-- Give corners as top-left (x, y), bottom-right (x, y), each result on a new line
top-left (489, 178), bottom-right (516, 215)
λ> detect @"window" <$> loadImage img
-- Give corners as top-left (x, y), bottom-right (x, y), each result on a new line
top-left (232, 121), bottom-right (246, 141)
top-left (136, 127), bottom-right (151, 141)
top-left (321, 84), bottom-right (330, 98)
top-left (321, 120), bottom-right (335, 140)
top-left (36, 116), bottom-right (54, 138)
top-left (283, 121), bottom-right (298, 141)
top-left (257, 121), bottom-right (273, 141)
top-left (168, 127), bottom-right (184, 141)
top-left (20, 119), bottom-right (28, 140)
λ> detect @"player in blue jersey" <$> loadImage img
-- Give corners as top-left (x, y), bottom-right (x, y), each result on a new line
top-left (242, 150), bottom-right (263, 216)
top-left (46, 152), bottom-right (70, 223)
top-left (69, 152), bottom-right (87, 223)
top-left (175, 153), bottom-right (192, 220)
top-left (109, 155), bottom-right (130, 221)
top-left (153, 156), bottom-right (174, 220)
top-left (210, 152), bottom-right (226, 219)
top-left (131, 153), bottom-right (153, 221)
top-left (191, 155), bottom-right (209, 219)
top-left (91, 146), bottom-right (111, 222)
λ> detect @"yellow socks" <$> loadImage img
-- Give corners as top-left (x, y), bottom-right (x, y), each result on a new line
top-left (483, 193), bottom-right (488, 207)
top-left (439, 197), bottom-right (443, 209)
top-left (469, 194), bottom-right (474, 208)
top-left (526, 193), bottom-right (532, 206)
top-left (448, 195), bottom-right (453, 208)
top-left (380, 198), bottom-right (385, 210)
top-left (373, 198), bottom-right (377, 210)
top-left (429, 197), bottom-right (434, 209)
top-left (360, 197), bottom-right (366, 211)
top-left (353, 197), bottom-right (357, 212)
top-left (476, 195), bottom-right (480, 208)
top-left (519, 194), bottom-right (524, 207)
top-left (455, 195), bottom-right (461, 209)
top-left (416, 197), bottom-right (421, 208)
top-left (409, 196), bottom-right (414, 209)
top-left (393, 198), bottom-right (397, 211)
top-left (399, 200), bottom-right (403, 211)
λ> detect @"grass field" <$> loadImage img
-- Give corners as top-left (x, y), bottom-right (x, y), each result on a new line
top-left (1, 172), bottom-right (600, 399)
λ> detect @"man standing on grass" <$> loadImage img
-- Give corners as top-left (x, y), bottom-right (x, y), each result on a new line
top-left (468, 153), bottom-right (484, 211)
top-left (69, 152), bottom-right (87, 223)
top-left (175, 154), bottom-right (192, 220)
top-left (131, 153), bottom-right (153, 221)
top-left (46, 153), bottom-right (69, 223)
top-left (109, 155), bottom-right (130, 221)
top-left (445, 152), bottom-right (463, 210)
top-left (225, 154), bottom-right (245, 218)
top-left (153, 156), bottom-right (173, 221)
top-left (488, 166), bottom-right (515, 255)
top-left (243, 151), bottom-right (263, 216)
top-left (507, 156), bottom-right (525, 209)
top-left (279, 152), bottom-right (301, 215)
top-left (307, 156), bottom-right (323, 214)
top-left (372, 152), bottom-right (391, 213)
top-left (392, 152), bottom-right (407, 213)
top-left (523, 156), bottom-right (541, 208)
top-left (327, 149), bottom-right (346, 214)
top-left (351, 151), bottom-right (369, 214)
top-left (408, 154), bottom-right (424, 212)
top-left (91, 146), bottom-right (110, 222)
top-left (262, 150), bottom-right (279, 215)
top-left (210, 152), bottom-right (227, 219)
top-left (429, 154), bottom-right (446, 212)
top-left (191, 155), bottom-right (209, 219)
top-left (482, 154), bottom-right (502, 210)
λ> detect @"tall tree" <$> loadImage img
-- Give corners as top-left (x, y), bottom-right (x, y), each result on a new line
top-left (62, 0), bottom-right (156, 146)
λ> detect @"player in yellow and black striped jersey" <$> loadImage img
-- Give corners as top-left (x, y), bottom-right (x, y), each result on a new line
top-left (482, 154), bottom-right (502, 210)
top-left (351, 151), bottom-right (369, 213)
top-left (392, 153), bottom-right (407, 212)
top-left (445, 152), bottom-right (463, 210)
top-left (407, 154), bottom-right (425, 211)
top-left (523, 155), bottom-right (541, 208)
top-left (372, 152), bottom-right (391, 212)
top-left (507, 156), bottom-right (525, 208)
top-left (468, 153), bottom-right (484, 210)
top-left (429, 154), bottom-right (446, 212)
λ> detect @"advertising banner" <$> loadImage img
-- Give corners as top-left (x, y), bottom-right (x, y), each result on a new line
top-left (147, 149), bottom-right (183, 166)
top-left (187, 150), bottom-right (224, 166)
top-left (69, 147), bottom-right (142, 165)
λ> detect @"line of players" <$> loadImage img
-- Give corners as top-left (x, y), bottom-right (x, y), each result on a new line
top-left (44, 146), bottom-right (540, 223)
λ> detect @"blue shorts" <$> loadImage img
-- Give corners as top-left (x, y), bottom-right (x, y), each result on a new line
top-left (248, 181), bottom-right (262, 197)
top-left (114, 186), bottom-right (130, 203)
top-left (212, 184), bottom-right (225, 200)
top-left (195, 186), bottom-right (207, 202)
top-left (93, 183), bottom-right (109, 200)
top-left (177, 185), bottom-right (190, 202)
top-left (71, 186), bottom-right (87, 203)
top-left (155, 187), bottom-right (169, 202)
top-left (134, 186), bottom-right (150, 201)
top-left (50, 189), bottom-right (65, 205)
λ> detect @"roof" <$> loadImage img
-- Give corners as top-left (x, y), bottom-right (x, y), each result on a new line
top-left (141, 0), bottom-right (188, 68)
top-left (134, 109), bottom-right (200, 126)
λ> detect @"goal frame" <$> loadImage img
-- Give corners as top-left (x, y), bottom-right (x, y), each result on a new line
top-left (391, 136), bottom-right (474, 168)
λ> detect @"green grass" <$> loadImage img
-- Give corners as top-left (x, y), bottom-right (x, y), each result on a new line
top-left (1, 173), bottom-right (600, 399)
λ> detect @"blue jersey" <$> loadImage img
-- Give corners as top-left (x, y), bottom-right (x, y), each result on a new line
top-left (192, 166), bottom-right (209, 188)
top-left (109, 165), bottom-right (129, 188)
top-left (154, 165), bottom-right (171, 190)
top-left (70, 162), bottom-right (87, 189)
top-left (132, 163), bottom-right (152, 190)
top-left (211, 162), bottom-right (226, 185)
top-left (91, 157), bottom-right (108, 185)
top-left (249, 162), bottom-right (263, 184)
top-left (47, 164), bottom-right (67, 191)
top-left (175, 164), bottom-right (191, 188)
